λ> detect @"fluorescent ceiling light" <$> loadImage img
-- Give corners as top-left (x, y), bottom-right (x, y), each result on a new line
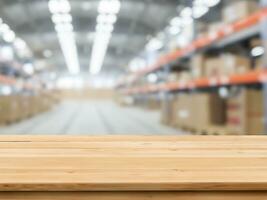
top-left (193, 5), bottom-right (209, 19)
top-left (146, 38), bottom-right (163, 51)
top-left (3, 30), bottom-right (16, 42)
top-left (98, 0), bottom-right (121, 14)
top-left (170, 17), bottom-right (182, 26)
top-left (180, 7), bottom-right (192, 18)
top-left (90, 0), bottom-right (121, 75)
top-left (49, 0), bottom-right (80, 74)
top-left (13, 38), bottom-right (27, 49)
top-left (205, 0), bottom-right (221, 7)
top-left (0, 23), bottom-right (10, 33)
top-left (251, 46), bottom-right (264, 57)
top-left (48, 0), bottom-right (71, 14)
top-left (52, 13), bottom-right (72, 24)
top-left (147, 73), bottom-right (158, 83)
top-left (97, 14), bottom-right (117, 24)
top-left (55, 23), bottom-right (73, 32)
top-left (169, 26), bottom-right (181, 35)
top-left (23, 63), bottom-right (35, 75)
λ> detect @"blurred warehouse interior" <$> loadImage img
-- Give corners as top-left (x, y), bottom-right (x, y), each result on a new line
top-left (0, 0), bottom-right (266, 135)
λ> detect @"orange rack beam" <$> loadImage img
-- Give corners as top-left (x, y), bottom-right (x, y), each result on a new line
top-left (123, 70), bottom-right (267, 95)
top-left (118, 8), bottom-right (267, 88)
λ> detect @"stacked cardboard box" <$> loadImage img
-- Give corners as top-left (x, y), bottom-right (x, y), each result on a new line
top-left (193, 93), bottom-right (226, 130)
top-left (0, 96), bottom-right (19, 124)
top-left (175, 94), bottom-right (194, 128)
top-left (191, 54), bottom-right (206, 79)
top-left (205, 54), bottom-right (250, 77)
top-left (227, 88), bottom-right (264, 135)
top-left (223, 1), bottom-right (259, 24)
top-left (161, 97), bottom-right (177, 126)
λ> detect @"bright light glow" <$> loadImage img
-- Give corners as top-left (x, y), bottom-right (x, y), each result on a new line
top-left (23, 63), bottom-right (34, 75)
top-left (205, 0), bottom-right (221, 7)
top-left (52, 13), bottom-right (72, 24)
top-left (169, 26), bottom-right (181, 35)
top-left (146, 38), bottom-right (163, 51)
top-left (49, 0), bottom-right (80, 74)
top-left (251, 46), bottom-right (265, 57)
top-left (55, 23), bottom-right (73, 32)
top-left (180, 7), bottom-right (192, 18)
top-left (1, 86), bottom-right (12, 96)
top-left (181, 16), bottom-right (193, 25)
top-left (147, 73), bottom-right (158, 83)
top-left (193, 5), bottom-right (209, 18)
top-left (0, 23), bottom-right (10, 34)
top-left (48, 0), bottom-right (71, 14)
top-left (98, 0), bottom-right (121, 14)
top-left (219, 87), bottom-right (229, 98)
top-left (13, 38), bottom-right (27, 49)
top-left (56, 76), bottom-right (84, 89)
top-left (170, 17), bottom-right (182, 26)
top-left (3, 30), bottom-right (16, 42)
top-left (0, 46), bottom-right (14, 61)
top-left (129, 58), bottom-right (146, 72)
top-left (90, 0), bottom-right (121, 75)
top-left (97, 14), bottom-right (117, 24)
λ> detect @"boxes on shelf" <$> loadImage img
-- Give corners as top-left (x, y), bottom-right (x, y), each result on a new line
top-left (205, 57), bottom-right (223, 77)
top-left (193, 93), bottom-right (226, 130)
top-left (174, 94), bottom-right (195, 128)
top-left (221, 54), bottom-right (250, 76)
top-left (191, 54), bottom-right (207, 79)
top-left (227, 88), bottom-right (264, 135)
top-left (161, 96), bottom-right (177, 126)
top-left (208, 22), bottom-right (224, 34)
top-left (223, 0), bottom-right (259, 24)
top-left (0, 96), bottom-right (19, 124)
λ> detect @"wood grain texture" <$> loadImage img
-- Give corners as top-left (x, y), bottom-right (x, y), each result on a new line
top-left (0, 136), bottom-right (266, 192)
top-left (0, 192), bottom-right (267, 200)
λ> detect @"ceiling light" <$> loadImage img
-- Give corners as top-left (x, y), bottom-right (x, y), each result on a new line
top-left (55, 23), bottom-right (73, 32)
top-left (98, 0), bottom-right (121, 14)
top-left (52, 13), bottom-right (72, 24)
top-left (96, 23), bottom-right (114, 33)
top-left (13, 38), bottom-right (27, 49)
top-left (193, 5), bottom-right (209, 19)
top-left (129, 58), bottom-right (146, 72)
top-left (251, 46), bottom-right (264, 57)
top-left (97, 14), bottom-right (117, 24)
top-left (147, 73), bottom-right (158, 83)
top-left (180, 7), bottom-right (192, 18)
top-left (0, 23), bottom-right (10, 33)
top-left (23, 63), bottom-right (35, 75)
top-left (48, 0), bottom-right (71, 14)
top-left (169, 26), bottom-right (181, 35)
top-left (170, 17), bottom-right (182, 26)
top-left (3, 30), bottom-right (16, 42)
top-left (205, 0), bottom-right (221, 7)
top-left (146, 38), bottom-right (163, 51)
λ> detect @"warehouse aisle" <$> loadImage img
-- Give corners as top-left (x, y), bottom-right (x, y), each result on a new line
top-left (0, 101), bottom-right (182, 135)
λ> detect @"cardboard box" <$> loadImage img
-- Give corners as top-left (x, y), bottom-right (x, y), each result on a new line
top-left (194, 93), bottom-right (226, 130)
top-left (0, 96), bottom-right (19, 124)
top-left (227, 88), bottom-right (264, 135)
top-left (205, 58), bottom-right (224, 77)
top-left (161, 97), bottom-right (177, 126)
top-left (223, 1), bottom-right (259, 24)
top-left (191, 54), bottom-right (206, 79)
top-left (175, 94), bottom-right (195, 128)
top-left (221, 54), bottom-right (250, 76)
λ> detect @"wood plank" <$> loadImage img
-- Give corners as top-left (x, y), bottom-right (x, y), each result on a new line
top-left (0, 192), bottom-right (267, 200)
top-left (0, 136), bottom-right (266, 191)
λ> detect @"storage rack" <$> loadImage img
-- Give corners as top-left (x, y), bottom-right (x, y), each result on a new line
top-left (117, 0), bottom-right (267, 133)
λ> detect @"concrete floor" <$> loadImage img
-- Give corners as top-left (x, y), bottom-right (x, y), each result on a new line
top-left (0, 100), bottom-right (183, 135)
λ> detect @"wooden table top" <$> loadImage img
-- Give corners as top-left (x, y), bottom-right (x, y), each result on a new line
top-left (0, 135), bottom-right (267, 192)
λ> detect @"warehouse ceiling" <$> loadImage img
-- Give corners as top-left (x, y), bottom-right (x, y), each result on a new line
top-left (0, 0), bottom-right (188, 77)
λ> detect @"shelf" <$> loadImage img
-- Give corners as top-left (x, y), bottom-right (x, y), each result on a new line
top-left (0, 75), bottom-right (17, 86)
top-left (118, 8), bottom-right (267, 88)
top-left (123, 70), bottom-right (267, 95)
